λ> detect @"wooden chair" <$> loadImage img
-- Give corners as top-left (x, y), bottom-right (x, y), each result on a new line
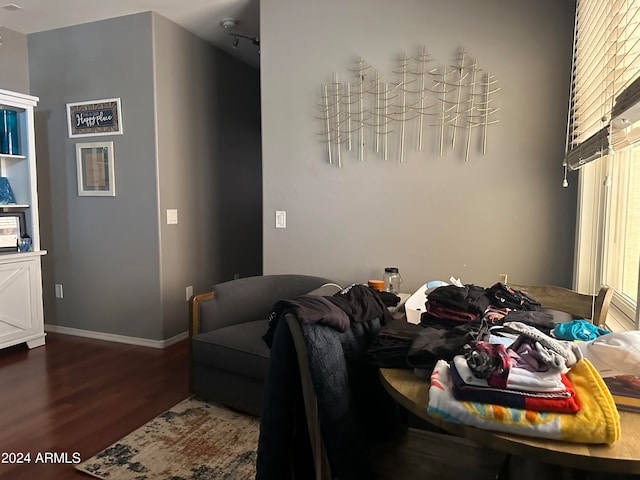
top-left (509, 283), bottom-right (613, 326)
top-left (496, 283), bottom-right (614, 479)
top-left (285, 315), bottom-right (505, 480)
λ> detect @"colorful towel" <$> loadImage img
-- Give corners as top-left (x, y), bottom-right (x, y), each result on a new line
top-left (428, 358), bottom-right (620, 444)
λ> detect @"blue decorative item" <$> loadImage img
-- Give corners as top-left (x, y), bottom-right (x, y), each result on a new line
top-left (17, 234), bottom-right (32, 252)
top-left (0, 177), bottom-right (16, 204)
top-left (0, 109), bottom-right (19, 155)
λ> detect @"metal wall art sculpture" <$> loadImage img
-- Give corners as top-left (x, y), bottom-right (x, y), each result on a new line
top-left (318, 47), bottom-right (499, 166)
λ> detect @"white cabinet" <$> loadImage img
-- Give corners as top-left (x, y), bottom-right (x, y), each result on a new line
top-left (0, 89), bottom-right (46, 349)
top-left (0, 253), bottom-right (46, 349)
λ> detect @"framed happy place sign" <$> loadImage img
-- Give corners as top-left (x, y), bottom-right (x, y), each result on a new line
top-left (66, 98), bottom-right (123, 138)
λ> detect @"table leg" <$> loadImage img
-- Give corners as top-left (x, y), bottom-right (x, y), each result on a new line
top-left (495, 454), bottom-right (511, 480)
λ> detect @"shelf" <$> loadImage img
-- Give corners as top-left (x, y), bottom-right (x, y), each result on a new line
top-left (0, 89), bottom-right (44, 351)
top-left (0, 250), bottom-right (47, 260)
top-left (0, 204), bottom-right (29, 209)
top-left (0, 154), bottom-right (26, 161)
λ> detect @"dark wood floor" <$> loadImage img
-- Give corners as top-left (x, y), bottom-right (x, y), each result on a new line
top-left (3, 333), bottom-right (635, 480)
top-left (0, 332), bottom-right (190, 480)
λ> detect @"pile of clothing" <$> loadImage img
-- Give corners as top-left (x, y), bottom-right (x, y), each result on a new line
top-left (367, 282), bottom-right (623, 444)
top-left (368, 282), bottom-right (581, 371)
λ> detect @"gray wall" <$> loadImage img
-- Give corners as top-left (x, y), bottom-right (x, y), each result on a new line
top-left (28, 12), bottom-right (262, 341)
top-left (29, 13), bottom-right (162, 339)
top-left (0, 27), bottom-right (29, 93)
top-left (153, 14), bottom-right (262, 339)
top-left (261, 0), bottom-right (577, 293)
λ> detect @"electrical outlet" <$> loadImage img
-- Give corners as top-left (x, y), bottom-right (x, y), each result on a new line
top-left (55, 283), bottom-right (64, 299)
top-left (275, 210), bottom-right (286, 228)
top-left (186, 285), bottom-right (193, 301)
top-left (167, 209), bottom-right (178, 225)
top-left (499, 273), bottom-right (508, 284)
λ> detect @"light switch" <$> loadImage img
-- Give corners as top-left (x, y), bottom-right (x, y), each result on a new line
top-left (167, 209), bottom-right (178, 225)
top-left (275, 210), bottom-right (286, 228)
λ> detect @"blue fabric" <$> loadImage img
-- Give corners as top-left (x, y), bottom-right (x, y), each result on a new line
top-left (552, 320), bottom-right (610, 341)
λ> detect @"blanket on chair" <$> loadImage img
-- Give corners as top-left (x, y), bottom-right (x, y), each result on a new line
top-left (428, 358), bottom-right (620, 444)
top-left (256, 286), bottom-right (398, 480)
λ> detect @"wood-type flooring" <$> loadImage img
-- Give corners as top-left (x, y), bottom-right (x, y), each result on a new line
top-left (0, 332), bottom-right (189, 480)
top-left (3, 332), bottom-right (634, 480)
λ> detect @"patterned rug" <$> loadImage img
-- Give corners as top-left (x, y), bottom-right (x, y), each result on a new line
top-left (76, 396), bottom-right (260, 480)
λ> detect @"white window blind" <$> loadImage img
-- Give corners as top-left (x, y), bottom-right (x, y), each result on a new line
top-left (565, 0), bottom-right (640, 171)
top-left (572, 0), bottom-right (640, 329)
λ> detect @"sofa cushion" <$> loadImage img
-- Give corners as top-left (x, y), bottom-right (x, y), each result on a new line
top-left (192, 319), bottom-right (271, 381)
top-left (199, 275), bottom-right (334, 332)
top-left (191, 283), bottom-right (342, 383)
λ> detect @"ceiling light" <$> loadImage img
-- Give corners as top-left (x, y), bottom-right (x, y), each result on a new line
top-left (1, 3), bottom-right (23, 10)
top-left (220, 17), bottom-right (237, 30)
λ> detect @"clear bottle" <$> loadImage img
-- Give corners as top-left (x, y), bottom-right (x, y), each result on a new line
top-left (383, 267), bottom-right (403, 294)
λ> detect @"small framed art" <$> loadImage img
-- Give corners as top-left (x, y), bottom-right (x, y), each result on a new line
top-left (66, 98), bottom-right (123, 138)
top-left (0, 211), bottom-right (25, 251)
top-left (76, 141), bottom-right (116, 197)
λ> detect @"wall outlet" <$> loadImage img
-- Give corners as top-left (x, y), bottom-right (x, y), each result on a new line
top-left (55, 283), bottom-right (64, 299)
top-left (275, 210), bottom-right (286, 228)
top-left (499, 273), bottom-right (508, 284)
top-left (167, 209), bottom-right (178, 225)
top-left (186, 285), bottom-right (193, 301)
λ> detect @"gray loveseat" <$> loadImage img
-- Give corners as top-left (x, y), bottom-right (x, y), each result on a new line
top-left (189, 274), bottom-right (336, 416)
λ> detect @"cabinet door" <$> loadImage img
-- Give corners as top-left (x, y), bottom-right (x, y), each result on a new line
top-left (0, 257), bottom-right (43, 347)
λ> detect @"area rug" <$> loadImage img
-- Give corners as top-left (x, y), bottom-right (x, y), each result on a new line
top-left (76, 396), bottom-right (260, 480)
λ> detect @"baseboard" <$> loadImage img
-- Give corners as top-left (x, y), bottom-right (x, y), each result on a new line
top-left (44, 324), bottom-right (188, 349)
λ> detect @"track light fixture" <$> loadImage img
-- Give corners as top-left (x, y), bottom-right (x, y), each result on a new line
top-left (230, 33), bottom-right (260, 53)
top-left (219, 16), bottom-right (259, 54)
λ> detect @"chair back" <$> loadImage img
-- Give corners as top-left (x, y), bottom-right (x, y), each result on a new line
top-left (286, 315), bottom-right (333, 480)
top-left (509, 284), bottom-right (613, 326)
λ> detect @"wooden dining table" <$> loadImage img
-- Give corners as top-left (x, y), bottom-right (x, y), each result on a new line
top-left (379, 367), bottom-right (640, 475)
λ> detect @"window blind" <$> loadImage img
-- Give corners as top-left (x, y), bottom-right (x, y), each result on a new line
top-left (565, 0), bottom-right (640, 171)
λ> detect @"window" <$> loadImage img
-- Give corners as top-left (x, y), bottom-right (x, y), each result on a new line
top-left (604, 147), bottom-right (640, 323)
top-left (575, 148), bottom-right (640, 329)
top-left (570, 0), bottom-right (640, 329)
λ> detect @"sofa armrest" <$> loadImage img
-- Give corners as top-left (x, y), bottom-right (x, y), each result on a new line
top-left (191, 274), bottom-right (336, 335)
top-left (190, 291), bottom-right (214, 338)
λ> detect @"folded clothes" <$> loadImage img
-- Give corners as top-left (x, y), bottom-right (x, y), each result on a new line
top-left (366, 319), bottom-right (423, 368)
top-left (425, 300), bottom-right (479, 323)
top-left (463, 341), bottom-right (510, 388)
top-left (503, 321), bottom-right (583, 372)
top-left (551, 319), bottom-right (610, 342)
top-left (406, 319), bottom-right (490, 370)
top-left (508, 336), bottom-right (554, 372)
top-left (428, 359), bottom-right (621, 444)
top-left (500, 310), bottom-right (557, 334)
top-left (453, 355), bottom-right (566, 392)
top-left (449, 360), bottom-right (580, 413)
top-left (426, 284), bottom-right (491, 314)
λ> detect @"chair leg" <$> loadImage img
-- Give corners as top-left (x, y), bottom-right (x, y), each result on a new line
top-left (495, 454), bottom-right (511, 480)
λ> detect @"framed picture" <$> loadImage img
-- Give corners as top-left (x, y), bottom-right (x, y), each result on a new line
top-left (0, 211), bottom-right (25, 251)
top-left (66, 98), bottom-right (123, 138)
top-left (76, 141), bottom-right (116, 197)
